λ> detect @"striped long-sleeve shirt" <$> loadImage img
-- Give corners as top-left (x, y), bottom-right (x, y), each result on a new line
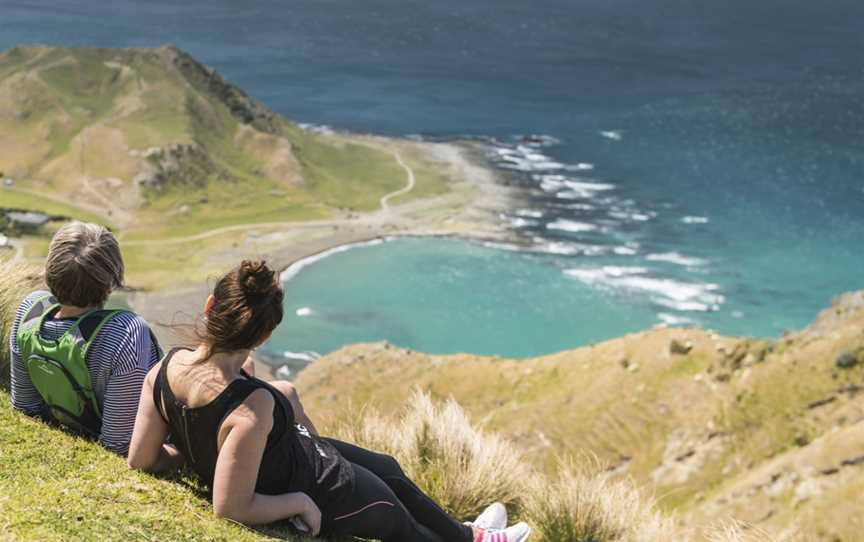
top-left (9, 290), bottom-right (160, 455)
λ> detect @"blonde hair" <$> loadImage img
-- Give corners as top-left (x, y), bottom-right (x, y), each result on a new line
top-left (44, 222), bottom-right (124, 307)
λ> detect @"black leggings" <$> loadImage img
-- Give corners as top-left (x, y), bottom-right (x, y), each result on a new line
top-left (321, 439), bottom-right (474, 542)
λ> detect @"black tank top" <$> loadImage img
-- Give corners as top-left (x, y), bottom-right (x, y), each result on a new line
top-left (153, 348), bottom-right (353, 508)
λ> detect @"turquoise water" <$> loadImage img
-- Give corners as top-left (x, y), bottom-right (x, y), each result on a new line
top-left (265, 238), bottom-right (659, 358)
top-left (3, 1), bottom-right (863, 359)
top-left (264, 236), bottom-right (832, 359)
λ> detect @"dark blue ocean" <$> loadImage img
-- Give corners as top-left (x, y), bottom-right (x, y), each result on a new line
top-left (3, 0), bottom-right (863, 357)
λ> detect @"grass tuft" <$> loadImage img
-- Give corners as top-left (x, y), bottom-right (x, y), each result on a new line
top-left (523, 457), bottom-right (676, 542)
top-left (0, 258), bottom-right (41, 390)
top-left (331, 389), bottom-right (527, 521)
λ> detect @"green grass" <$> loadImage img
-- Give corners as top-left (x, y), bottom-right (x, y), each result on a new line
top-left (389, 148), bottom-right (454, 206)
top-left (37, 51), bottom-right (130, 118)
top-left (1, 45), bottom-right (458, 241)
top-left (296, 139), bottom-right (405, 211)
top-left (0, 188), bottom-right (110, 225)
top-left (119, 230), bottom-right (253, 290)
top-left (0, 389), bottom-right (298, 542)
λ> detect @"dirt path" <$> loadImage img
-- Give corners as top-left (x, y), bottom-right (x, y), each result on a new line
top-left (6, 238), bottom-right (23, 264)
top-left (120, 219), bottom-right (346, 246)
top-left (379, 151), bottom-right (416, 211)
top-left (124, 151), bottom-right (420, 247)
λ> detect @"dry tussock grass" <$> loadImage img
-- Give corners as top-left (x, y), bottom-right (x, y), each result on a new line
top-left (332, 390), bottom-right (527, 520)
top-left (0, 258), bottom-right (41, 390)
top-left (329, 389), bottom-right (802, 542)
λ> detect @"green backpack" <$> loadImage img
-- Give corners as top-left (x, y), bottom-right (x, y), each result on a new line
top-left (15, 295), bottom-right (159, 438)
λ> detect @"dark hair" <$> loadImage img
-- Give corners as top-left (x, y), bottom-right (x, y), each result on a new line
top-left (45, 222), bottom-right (124, 307)
top-left (198, 260), bottom-right (283, 358)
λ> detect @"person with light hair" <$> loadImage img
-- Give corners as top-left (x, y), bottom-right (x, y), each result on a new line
top-left (8, 221), bottom-right (171, 459)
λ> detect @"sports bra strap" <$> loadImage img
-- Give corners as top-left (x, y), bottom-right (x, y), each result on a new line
top-left (153, 347), bottom-right (187, 424)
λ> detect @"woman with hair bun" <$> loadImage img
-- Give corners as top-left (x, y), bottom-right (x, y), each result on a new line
top-left (128, 260), bottom-right (530, 542)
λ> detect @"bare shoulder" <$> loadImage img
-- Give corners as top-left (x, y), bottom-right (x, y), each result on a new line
top-left (143, 361), bottom-right (162, 386)
top-left (227, 388), bottom-right (275, 433)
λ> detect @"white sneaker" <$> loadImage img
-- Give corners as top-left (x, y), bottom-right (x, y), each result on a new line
top-left (470, 502), bottom-right (508, 530)
top-left (478, 522), bottom-right (531, 542)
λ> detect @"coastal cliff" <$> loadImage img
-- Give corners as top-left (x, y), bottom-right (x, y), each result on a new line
top-left (297, 291), bottom-right (864, 540)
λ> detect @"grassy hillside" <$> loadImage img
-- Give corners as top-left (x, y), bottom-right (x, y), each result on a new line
top-left (0, 388), bottom-right (303, 542)
top-left (296, 294), bottom-right (864, 541)
top-left (0, 45), bottom-right (451, 228)
top-left (0, 45), bottom-right (458, 289)
top-left (0, 258), bottom-right (802, 542)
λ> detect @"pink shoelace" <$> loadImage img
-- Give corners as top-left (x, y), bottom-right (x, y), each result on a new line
top-left (474, 528), bottom-right (508, 542)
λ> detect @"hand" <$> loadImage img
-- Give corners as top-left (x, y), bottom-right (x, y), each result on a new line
top-left (295, 493), bottom-right (322, 536)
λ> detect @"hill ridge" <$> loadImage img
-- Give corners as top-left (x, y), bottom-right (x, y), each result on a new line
top-left (295, 289), bottom-right (864, 540)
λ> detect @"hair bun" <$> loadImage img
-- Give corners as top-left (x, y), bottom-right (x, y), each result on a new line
top-left (238, 260), bottom-right (277, 298)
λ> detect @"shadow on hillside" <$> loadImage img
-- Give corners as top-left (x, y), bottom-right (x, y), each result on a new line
top-left (151, 467), bottom-right (357, 541)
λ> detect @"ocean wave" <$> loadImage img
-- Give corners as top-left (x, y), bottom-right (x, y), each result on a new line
top-left (282, 350), bottom-right (322, 363)
top-left (281, 238), bottom-right (388, 282)
top-left (564, 266), bottom-right (723, 312)
top-left (537, 175), bottom-right (615, 193)
top-left (546, 219), bottom-right (599, 233)
top-left (298, 123), bottom-right (335, 135)
top-left (609, 210), bottom-right (656, 222)
top-left (657, 313), bottom-right (696, 326)
top-left (509, 217), bottom-right (539, 228)
top-left (645, 252), bottom-right (707, 267)
top-left (514, 134), bottom-right (561, 147)
top-left (528, 240), bottom-right (610, 256)
top-left (485, 135), bottom-right (662, 274)
top-left (481, 241), bottom-right (525, 252)
top-left (514, 208), bottom-right (545, 218)
top-left (296, 307), bottom-right (313, 317)
top-left (565, 266), bottom-right (648, 282)
top-left (681, 216), bottom-right (709, 224)
top-left (613, 245), bottom-right (639, 255)
top-left (565, 162), bottom-right (595, 171)
top-left (600, 130), bottom-right (623, 141)
top-left (564, 203), bottom-right (597, 211)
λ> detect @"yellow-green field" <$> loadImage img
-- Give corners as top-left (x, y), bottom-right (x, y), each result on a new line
top-left (0, 45), bottom-right (464, 288)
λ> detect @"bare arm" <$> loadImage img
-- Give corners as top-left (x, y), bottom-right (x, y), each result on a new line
top-left (212, 389), bottom-right (321, 533)
top-left (127, 364), bottom-right (184, 473)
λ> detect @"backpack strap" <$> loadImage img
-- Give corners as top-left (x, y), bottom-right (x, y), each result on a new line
top-left (17, 294), bottom-right (60, 340)
top-left (77, 309), bottom-right (121, 344)
top-left (149, 329), bottom-right (164, 360)
top-left (21, 294), bottom-right (59, 324)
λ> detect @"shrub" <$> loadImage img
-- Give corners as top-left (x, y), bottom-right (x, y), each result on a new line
top-left (523, 458), bottom-right (676, 542)
top-left (0, 258), bottom-right (41, 390)
top-left (330, 389), bottom-right (528, 521)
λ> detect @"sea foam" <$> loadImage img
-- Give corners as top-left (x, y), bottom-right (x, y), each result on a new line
top-left (281, 238), bottom-right (388, 282)
top-left (546, 219), bottom-right (598, 233)
top-left (564, 266), bottom-right (724, 312)
top-left (645, 252), bottom-right (707, 267)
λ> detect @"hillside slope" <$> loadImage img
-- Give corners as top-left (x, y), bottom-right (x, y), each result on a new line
top-left (296, 292), bottom-right (864, 540)
top-left (1, 258), bottom-right (789, 542)
top-left (0, 45), bottom-right (452, 236)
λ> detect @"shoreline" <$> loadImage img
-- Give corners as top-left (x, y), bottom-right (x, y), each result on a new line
top-left (128, 138), bottom-right (526, 378)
